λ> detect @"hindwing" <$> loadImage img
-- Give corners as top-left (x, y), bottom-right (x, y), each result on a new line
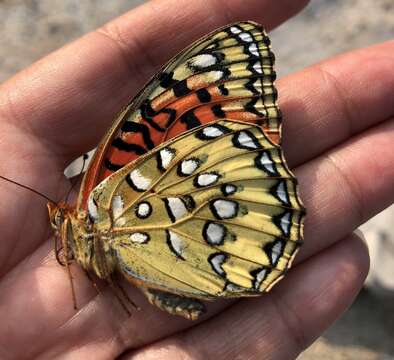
top-left (87, 120), bottom-right (305, 298)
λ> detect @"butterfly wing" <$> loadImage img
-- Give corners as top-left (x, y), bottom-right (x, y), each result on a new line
top-left (88, 120), bottom-right (305, 299)
top-left (78, 21), bottom-right (280, 210)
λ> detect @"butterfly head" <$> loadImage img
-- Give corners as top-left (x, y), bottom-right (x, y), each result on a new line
top-left (48, 202), bottom-right (95, 274)
top-left (47, 202), bottom-right (76, 265)
top-left (48, 202), bottom-right (65, 231)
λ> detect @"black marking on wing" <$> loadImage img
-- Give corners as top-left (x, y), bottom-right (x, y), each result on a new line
top-left (159, 71), bottom-right (177, 88)
top-left (196, 88), bottom-right (212, 103)
top-left (245, 97), bottom-right (264, 117)
top-left (120, 121), bottom-right (155, 150)
top-left (211, 104), bottom-right (225, 118)
top-left (183, 195), bottom-right (196, 212)
top-left (111, 138), bottom-right (148, 154)
top-left (173, 80), bottom-right (191, 97)
top-left (218, 84), bottom-right (229, 96)
top-left (104, 158), bottom-right (124, 172)
top-left (180, 110), bottom-right (202, 129)
top-left (244, 77), bottom-right (261, 95)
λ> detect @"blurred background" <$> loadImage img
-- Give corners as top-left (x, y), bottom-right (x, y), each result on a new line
top-left (1, 0), bottom-right (393, 358)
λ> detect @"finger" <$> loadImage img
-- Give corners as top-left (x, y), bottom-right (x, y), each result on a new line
top-left (0, 120), bottom-right (389, 356)
top-left (280, 39), bottom-right (394, 168)
top-left (0, 0), bottom-right (309, 163)
top-left (3, 114), bottom-right (392, 354)
top-left (0, 237), bottom-right (230, 359)
top-left (297, 118), bottom-right (394, 261)
top-left (0, 0), bottom-right (309, 281)
top-left (125, 233), bottom-right (369, 360)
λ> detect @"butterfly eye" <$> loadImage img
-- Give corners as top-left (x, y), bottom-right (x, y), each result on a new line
top-left (51, 209), bottom-right (65, 229)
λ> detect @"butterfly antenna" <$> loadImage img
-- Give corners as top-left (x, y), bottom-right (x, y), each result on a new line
top-left (0, 175), bottom-right (56, 203)
top-left (65, 153), bottom-right (89, 203)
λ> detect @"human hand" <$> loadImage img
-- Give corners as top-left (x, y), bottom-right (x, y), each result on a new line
top-left (1, 0), bottom-right (392, 358)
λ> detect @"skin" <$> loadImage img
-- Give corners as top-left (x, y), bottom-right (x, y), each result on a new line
top-left (0, 0), bottom-right (393, 358)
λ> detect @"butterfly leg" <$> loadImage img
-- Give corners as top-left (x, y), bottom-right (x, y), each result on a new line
top-left (84, 269), bottom-right (101, 295)
top-left (140, 287), bottom-right (206, 320)
top-left (108, 276), bottom-right (140, 316)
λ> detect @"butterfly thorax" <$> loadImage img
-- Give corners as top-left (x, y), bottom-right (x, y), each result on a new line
top-left (47, 202), bottom-right (117, 280)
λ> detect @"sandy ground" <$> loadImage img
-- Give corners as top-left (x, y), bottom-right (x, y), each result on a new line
top-left (1, 0), bottom-right (393, 358)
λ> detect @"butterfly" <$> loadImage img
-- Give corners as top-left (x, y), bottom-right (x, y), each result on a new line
top-left (48, 21), bottom-right (305, 320)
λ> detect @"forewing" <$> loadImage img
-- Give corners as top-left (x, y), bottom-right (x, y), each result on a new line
top-left (88, 120), bottom-right (305, 298)
top-left (78, 21), bottom-right (280, 210)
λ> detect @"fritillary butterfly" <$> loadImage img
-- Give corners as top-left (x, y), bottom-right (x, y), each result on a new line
top-left (48, 21), bottom-right (305, 320)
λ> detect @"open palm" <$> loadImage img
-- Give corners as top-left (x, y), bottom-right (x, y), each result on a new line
top-left (1, 0), bottom-right (393, 359)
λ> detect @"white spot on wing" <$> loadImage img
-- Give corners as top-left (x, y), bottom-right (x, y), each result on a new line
top-left (205, 222), bottom-right (226, 245)
top-left (239, 32), bottom-right (253, 42)
top-left (223, 184), bottom-right (237, 196)
top-left (180, 159), bottom-right (200, 176)
top-left (203, 126), bottom-right (224, 138)
top-left (167, 231), bottom-right (186, 258)
top-left (226, 283), bottom-right (244, 293)
top-left (128, 169), bottom-right (151, 190)
top-left (253, 62), bottom-right (262, 73)
top-left (166, 197), bottom-right (188, 220)
top-left (235, 131), bottom-right (259, 149)
top-left (254, 268), bottom-right (267, 289)
top-left (196, 172), bottom-right (220, 187)
top-left (209, 70), bottom-right (225, 81)
top-left (249, 43), bottom-right (259, 56)
top-left (209, 253), bottom-right (227, 277)
top-left (159, 148), bottom-right (175, 170)
top-left (212, 199), bottom-right (238, 219)
top-left (230, 26), bottom-right (242, 34)
top-left (111, 195), bottom-right (124, 219)
top-left (136, 202), bottom-right (151, 218)
top-left (257, 152), bottom-right (276, 174)
top-left (280, 212), bottom-right (291, 236)
top-left (88, 197), bottom-right (98, 221)
top-left (130, 232), bottom-right (149, 244)
top-left (191, 54), bottom-right (217, 68)
top-left (271, 241), bottom-right (284, 264)
top-left (276, 181), bottom-right (290, 205)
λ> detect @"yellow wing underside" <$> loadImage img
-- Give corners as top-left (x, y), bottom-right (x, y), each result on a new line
top-left (88, 120), bottom-right (305, 299)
